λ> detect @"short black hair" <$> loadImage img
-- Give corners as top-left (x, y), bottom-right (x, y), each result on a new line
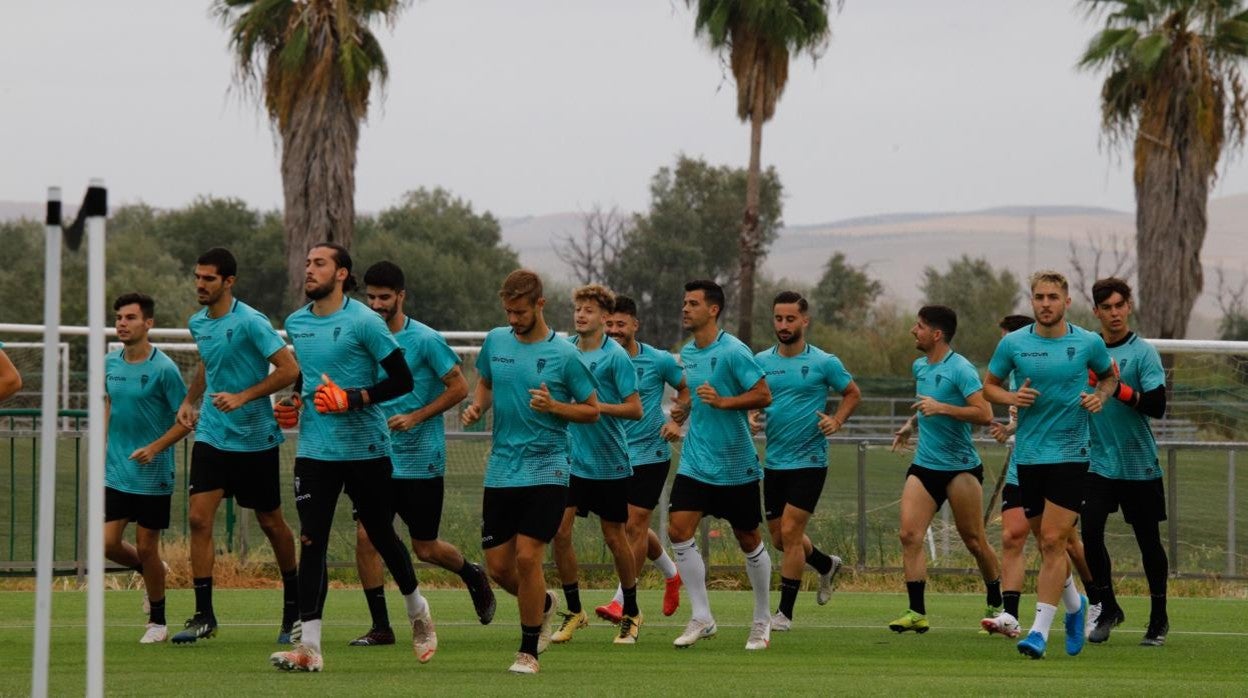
top-left (998, 314), bottom-right (1034, 333)
top-left (1092, 277), bottom-right (1132, 306)
top-left (312, 242), bottom-right (358, 293)
top-left (613, 294), bottom-right (638, 317)
top-left (918, 304), bottom-right (957, 342)
top-left (113, 292), bottom-right (155, 319)
top-left (684, 279), bottom-right (726, 318)
top-left (363, 260), bottom-right (405, 292)
top-left (772, 290), bottom-right (808, 313)
top-left (197, 247), bottom-right (237, 278)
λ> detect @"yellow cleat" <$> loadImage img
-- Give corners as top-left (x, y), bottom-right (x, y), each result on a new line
top-left (888, 610), bottom-right (930, 634)
top-left (614, 613), bottom-right (642, 645)
top-left (550, 610), bottom-right (589, 643)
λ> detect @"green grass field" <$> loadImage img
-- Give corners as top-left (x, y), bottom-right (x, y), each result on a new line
top-left (2, 588), bottom-right (1245, 696)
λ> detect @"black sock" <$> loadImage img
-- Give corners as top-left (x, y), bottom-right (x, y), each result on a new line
top-left (456, 560), bottom-right (482, 588)
top-left (562, 583), bottom-right (582, 614)
top-left (1102, 583), bottom-right (1119, 612)
top-left (1150, 594), bottom-right (1167, 623)
top-left (806, 547), bottom-right (834, 576)
top-left (906, 580), bottom-right (926, 616)
top-left (622, 585), bottom-right (639, 617)
top-left (193, 577), bottom-right (214, 619)
top-left (520, 624), bottom-right (541, 657)
top-left (149, 597), bottom-right (166, 626)
top-left (986, 578), bottom-right (1002, 608)
top-left (1003, 591), bottom-right (1021, 618)
top-left (132, 564), bottom-right (144, 574)
top-left (281, 569), bottom-right (298, 624)
top-left (363, 585), bottom-right (390, 630)
top-left (778, 576), bottom-right (801, 620)
top-left (543, 591), bottom-right (553, 613)
top-left (1086, 584), bottom-right (1103, 606)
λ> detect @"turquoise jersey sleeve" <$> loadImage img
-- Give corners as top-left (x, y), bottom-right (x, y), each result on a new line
top-left (1137, 342), bottom-right (1165, 391)
top-left (1087, 334), bottom-right (1113, 375)
top-left (425, 333), bottom-right (460, 380)
top-left (987, 333), bottom-right (1015, 381)
top-left (954, 357), bottom-right (983, 398)
top-left (730, 343), bottom-right (765, 392)
top-left (661, 350), bottom-right (683, 388)
top-left (612, 347), bottom-right (638, 399)
top-left (477, 333), bottom-right (495, 383)
top-left (565, 351), bottom-right (597, 403)
top-left (822, 353), bottom-right (853, 393)
top-left (161, 357), bottom-right (188, 411)
top-left (247, 310), bottom-right (287, 360)
top-left (358, 309), bottom-right (400, 364)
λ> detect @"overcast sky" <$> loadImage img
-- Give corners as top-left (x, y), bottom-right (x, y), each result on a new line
top-left (6, 0), bottom-right (1248, 225)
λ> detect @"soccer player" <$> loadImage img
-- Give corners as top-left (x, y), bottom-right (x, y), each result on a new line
top-left (268, 244), bottom-right (433, 673)
top-left (348, 261), bottom-right (495, 647)
top-left (103, 292), bottom-right (191, 644)
top-left (1083, 277), bottom-right (1169, 646)
top-left (885, 305), bottom-right (1000, 633)
top-left (984, 270), bottom-right (1116, 659)
top-left (550, 284), bottom-right (644, 645)
top-left (667, 279), bottom-right (774, 651)
top-left (460, 269), bottom-right (599, 674)
top-left (594, 294), bottom-right (686, 624)
top-left (751, 291), bottom-right (859, 631)
top-left (174, 248), bottom-right (301, 645)
top-left (0, 342), bottom-right (21, 401)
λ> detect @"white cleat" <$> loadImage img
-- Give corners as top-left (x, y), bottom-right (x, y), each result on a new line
top-left (508, 651), bottom-right (539, 674)
top-left (140, 623), bottom-right (168, 644)
top-left (537, 590), bottom-right (559, 655)
top-left (410, 603), bottom-right (437, 663)
top-left (770, 611), bottom-right (792, 632)
top-left (745, 620), bottom-right (771, 650)
top-left (270, 643), bottom-right (324, 672)
top-left (980, 611), bottom-right (1021, 639)
top-left (673, 617), bottom-right (718, 648)
top-left (1085, 602), bottom-right (1102, 639)
top-left (817, 555), bottom-right (843, 606)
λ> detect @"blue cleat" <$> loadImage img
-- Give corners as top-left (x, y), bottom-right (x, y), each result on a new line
top-left (1017, 630), bottom-right (1046, 659)
top-left (1064, 595), bottom-right (1087, 656)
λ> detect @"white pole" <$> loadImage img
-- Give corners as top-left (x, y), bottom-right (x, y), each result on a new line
top-left (31, 186), bottom-right (63, 698)
top-left (84, 180), bottom-right (107, 698)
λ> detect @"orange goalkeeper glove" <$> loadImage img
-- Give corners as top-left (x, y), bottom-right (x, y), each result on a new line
top-left (314, 374), bottom-right (364, 414)
top-left (273, 395), bottom-right (302, 429)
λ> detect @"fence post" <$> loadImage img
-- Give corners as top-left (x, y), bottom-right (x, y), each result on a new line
top-left (1166, 448), bottom-right (1178, 577)
top-left (856, 441), bottom-right (867, 571)
top-left (1229, 450), bottom-right (1237, 578)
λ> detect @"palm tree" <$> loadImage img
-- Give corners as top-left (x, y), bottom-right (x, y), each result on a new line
top-left (1080, 0), bottom-right (1248, 339)
top-left (214, 0), bottom-right (406, 304)
top-left (687, 0), bottom-right (836, 346)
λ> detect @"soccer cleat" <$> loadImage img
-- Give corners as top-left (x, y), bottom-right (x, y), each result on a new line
top-left (410, 604), bottom-right (437, 663)
top-left (278, 618), bottom-right (300, 645)
top-left (663, 573), bottom-right (683, 616)
top-left (551, 610), bottom-right (589, 643)
top-left (171, 613), bottom-right (218, 645)
top-left (744, 620), bottom-right (771, 650)
top-left (1140, 617), bottom-right (1168, 647)
top-left (1064, 595), bottom-right (1088, 656)
top-left (1017, 630), bottom-right (1046, 659)
top-left (816, 555), bottom-right (843, 606)
top-left (614, 613), bottom-right (642, 645)
top-left (140, 561), bottom-right (170, 616)
top-left (673, 617), bottom-right (717, 648)
top-left (1085, 602), bottom-right (1102, 639)
top-left (508, 651), bottom-right (540, 674)
top-left (595, 600), bottom-right (624, 625)
top-left (537, 591), bottom-right (559, 654)
top-left (466, 564), bottom-right (497, 625)
top-left (981, 612), bottom-right (1021, 639)
top-left (888, 610), bottom-right (930, 634)
top-left (1088, 605), bottom-right (1124, 644)
top-left (770, 610), bottom-right (792, 632)
top-left (270, 643), bottom-right (323, 672)
top-left (979, 606), bottom-right (1002, 635)
top-left (348, 626), bottom-right (396, 646)
top-left (140, 623), bottom-right (168, 644)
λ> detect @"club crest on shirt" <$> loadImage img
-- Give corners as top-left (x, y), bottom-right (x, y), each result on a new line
top-left (226, 328), bottom-right (234, 343)
top-left (801, 365), bottom-right (810, 379)
top-left (140, 374), bottom-right (150, 389)
top-left (1120, 359), bottom-right (1129, 369)
top-left (333, 327), bottom-right (342, 342)
top-left (636, 367), bottom-right (644, 381)
top-left (1066, 346), bottom-right (1077, 361)
top-left (710, 357), bottom-right (718, 372)
top-left (935, 374), bottom-right (944, 387)
top-left (536, 358), bottom-right (547, 374)
top-left (589, 361), bottom-right (598, 373)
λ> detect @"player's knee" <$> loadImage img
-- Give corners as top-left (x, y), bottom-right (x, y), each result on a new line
top-left (779, 519), bottom-right (804, 547)
top-left (515, 550), bottom-right (542, 574)
top-left (136, 539), bottom-right (160, 561)
top-left (898, 526), bottom-right (924, 549)
top-left (1039, 530), bottom-right (1067, 556)
top-left (188, 510), bottom-right (213, 535)
top-left (733, 528), bottom-right (761, 551)
top-left (411, 540), bottom-right (437, 562)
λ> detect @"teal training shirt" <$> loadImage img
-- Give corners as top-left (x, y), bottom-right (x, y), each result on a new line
top-left (987, 322), bottom-right (1112, 466)
top-left (679, 330), bottom-right (766, 486)
top-left (384, 317), bottom-right (462, 479)
top-left (1089, 332), bottom-right (1165, 481)
top-left (285, 297), bottom-right (400, 462)
top-left (624, 343), bottom-right (684, 467)
top-left (567, 334), bottom-right (637, 480)
top-left (105, 347), bottom-right (187, 495)
top-left (189, 299), bottom-right (287, 453)
top-left (476, 327), bottom-right (598, 488)
top-left (912, 350), bottom-right (983, 471)
top-left (756, 343), bottom-right (853, 471)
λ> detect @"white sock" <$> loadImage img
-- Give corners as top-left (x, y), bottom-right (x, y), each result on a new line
top-left (1030, 602), bottom-right (1057, 640)
top-left (653, 548), bottom-right (678, 579)
top-left (612, 584), bottom-right (624, 605)
top-left (301, 619), bottom-right (322, 652)
top-left (743, 542), bottom-right (772, 623)
top-left (403, 587), bottom-right (428, 619)
top-left (1061, 575), bottom-right (1082, 613)
top-left (672, 538), bottom-right (711, 622)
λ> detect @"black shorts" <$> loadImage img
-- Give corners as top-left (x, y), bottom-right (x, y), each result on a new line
top-left (105, 487), bottom-right (172, 530)
top-left (1083, 472), bottom-right (1166, 524)
top-left (568, 475), bottom-right (628, 523)
top-left (1001, 483), bottom-right (1023, 512)
top-left (481, 485), bottom-right (567, 548)
top-left (189, 442), bottom-right (282, 513)
top-left (352, 477), bottom-right (446, 541)
top-left (626, 460), bottom-right (671, 510)
top-left (668, 474), bottom-right (762, 532)
top-left (906, 464), bottom-right (984, 510)
top-left (764, 467), bottom-right (827, 519)
top-left (1017, 462), bottom-right (1089, 518)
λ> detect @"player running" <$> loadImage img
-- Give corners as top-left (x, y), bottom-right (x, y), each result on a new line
top-left (103, 293), bottom-right (191, 644)
top-left (461, 269), bottom-right (599, 674)
top-left (268, 244), bottom-right (432, 673)
top-left (347, 261), bottom-right (495, 647)
top-left (667, 280), bottom-right (774, 651)
top-left (751, 291), bottom-right (859, 631)
top-left (174, 248), bottom-right (301, 645)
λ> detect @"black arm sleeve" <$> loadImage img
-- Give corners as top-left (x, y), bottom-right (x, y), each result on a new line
top-left (365, 349), bottom-right (414, 405)
top-left (1133, 385), bottom-right (1166, 419)
top-left (293, 372), bottom-right (303, 396)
